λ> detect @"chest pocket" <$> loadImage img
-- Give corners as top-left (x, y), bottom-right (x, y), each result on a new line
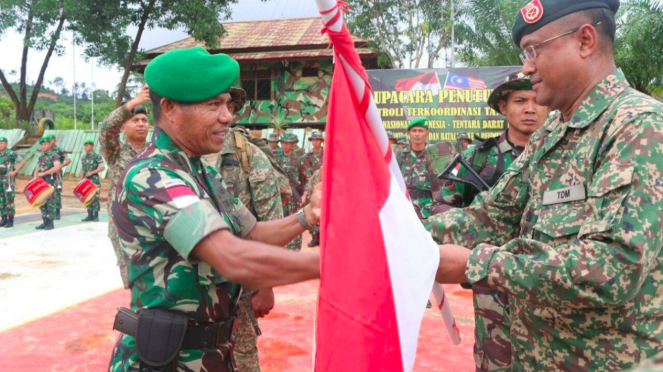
top-left (534, 201), bottom-right (587, 242)
top-left (579, 162), bottom-right (634, 237)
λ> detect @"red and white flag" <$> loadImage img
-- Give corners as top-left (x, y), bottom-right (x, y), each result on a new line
top-left (395, 72), bottom-right (442, 94)
top-left (314, 1), bottom-right (459, 371)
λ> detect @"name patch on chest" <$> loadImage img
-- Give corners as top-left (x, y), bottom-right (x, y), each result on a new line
top-left (542, 184), bottom-right (586, 206)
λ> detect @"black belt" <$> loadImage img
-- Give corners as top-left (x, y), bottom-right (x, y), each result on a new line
top-left (408, 188), bottom-right (432, 199)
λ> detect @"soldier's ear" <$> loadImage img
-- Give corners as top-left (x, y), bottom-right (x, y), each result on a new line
top-left (498, 100), bottom-right (508, 116)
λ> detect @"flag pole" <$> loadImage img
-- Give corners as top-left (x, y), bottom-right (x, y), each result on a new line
top-left (314, 0), bottom-right (461, 346)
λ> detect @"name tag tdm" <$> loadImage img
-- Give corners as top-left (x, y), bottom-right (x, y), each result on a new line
top-left (542, 184), bottom-right (586, 205)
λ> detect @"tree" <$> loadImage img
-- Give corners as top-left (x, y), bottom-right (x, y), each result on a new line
top-left (615, 0), bottom-right (663, 97)
top-left (345, 0), bottom-right (455, 69)
top-left (78, 0), bottom-right (237, 108)
top-left (454, 0), bottom-right (522, 67)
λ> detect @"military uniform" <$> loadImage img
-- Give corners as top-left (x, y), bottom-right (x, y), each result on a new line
top-left (217, 128), bottom-right (284, 372)
top-left (36, 148), bottom-right (60, 226)
top-left (109, 127), bottom-right (257, 372)
top-left (301, 132), bottom-right (323, 247)
top-left (100, 105), bottom-right (147, 289)
top-left (396, 141), bottom-right (454, 219)
top-left (425, 70), bottom-right (663, 371)
top-left (0, 146), bottom-right (22, 226)
top-left (267, 133), bottom-right (283, 158)
top-left (276, 133), bottom-right (306, 250)
top-left (51, 143), bottom-right (69, 218)
top-left (80, 149), bottom-right (104, 217)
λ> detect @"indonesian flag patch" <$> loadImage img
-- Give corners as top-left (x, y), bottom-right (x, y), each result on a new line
top-left (521, 0), bottom-right (544, 24)
top-left (164, 179), bottom-right (199, 209)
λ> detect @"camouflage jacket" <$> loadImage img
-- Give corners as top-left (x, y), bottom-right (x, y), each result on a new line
top-left (37, 151), bottom-right (60, 185)
top-left (0, 149), bottom-right (21, 175)
top-left (100, 105), bottom-right (146, 214)
top-left (301, 150), bottom-right (323, 180)
top-left (438, 130), bottom-right (522, 208)
top-left (81, 152), bottom-right (104, 181)
top-left (219, 130), bottom-right (283, 221)
top-left (425, 70), bottom-right (663, 371)
top-left (276, 152), bottom-right (306, 196)
top-left (52, 145), bottom-right (69, 165)
top-left (109, 127), bottom-right (257, 372)
top-left (396, 142), bottom-right (455, 218)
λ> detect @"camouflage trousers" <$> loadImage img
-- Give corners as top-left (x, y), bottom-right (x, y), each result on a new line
top-left (472, 286), bottom-right (512, 371)
top-left (55, 188), bottom-right (62, 209)
top-left (0, 176), bottom-right (16, 216)
top-left (109, 222), bottom-right (130, 289)
top-left (282, 200), bottom-right (301, 251)
top-left (234, 301), bottom-right (261, 372)
top-left (86, 178), bottom-right (101, 213)
top-left (40, 193), bottom-right (57, 219)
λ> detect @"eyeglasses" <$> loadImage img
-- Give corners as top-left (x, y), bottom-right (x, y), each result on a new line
top-left (519, 22), bottom-right (602, 63)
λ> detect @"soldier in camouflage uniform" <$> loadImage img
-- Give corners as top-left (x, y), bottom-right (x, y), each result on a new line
top-left (217, 90), bottom-right (282, 372)
top-left (33, 137), bottom-right (60, 230)
top-left (0, 136), bottom-right (25, 228)
top-left (428, 1), bottom-right (663, 370)
top-left (301, 131), bottom-right (323, 247)
top-left (100, 85), bottom-right (150, 289)
top-left (48, 135), bottom-right (70, 220)
top-left (455, 132), bottom-right (472, 154)
top-left (396, 118), bottom-right (455, 219)
top-left (108, 47), bottom-right (320, 372)
top-left (277, 132), bottom-right (306, 250)
top-left (80, 140), bottom-right (105, 222)
top-left (267, 133), bottom-right (282, 157)
top-left (435, 76), bottom-right (548, 371)
top-left (395, 137), bottom-right (408, 157)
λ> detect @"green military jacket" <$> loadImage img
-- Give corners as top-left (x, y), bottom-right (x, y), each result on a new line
top-left (37, 150), bottom-right (60, 185)
top-left (396, 141), bottom-right (454, 218)
top-left (109, 127), bottom-right (257, 372)
top-left (439, 130), bottom-right (522, 208)
top-left (0, 149), bottom-right (22, 176)
top-left (81, 152), bottom-right (104, 182)
top-left (277, 152), bottom-right (305, 196)
top-left (301, 150), bottom-right (323, 180)
top-left (425, 70), bottom-right (663, 371)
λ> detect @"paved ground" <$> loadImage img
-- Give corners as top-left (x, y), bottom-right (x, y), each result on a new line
top-left (0, 186), bottom-right (476, 371)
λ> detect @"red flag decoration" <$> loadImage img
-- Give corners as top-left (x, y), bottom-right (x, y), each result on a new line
top-left (314, 1), bottom-right (460, 371)
top-left (395, 72), bottom-right (442, 94)
top-left (444, 71), bottom-right (488, 90)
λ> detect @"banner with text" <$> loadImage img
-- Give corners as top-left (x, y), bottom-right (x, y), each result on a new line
top-left (367, 67), bottom-right (522, 142)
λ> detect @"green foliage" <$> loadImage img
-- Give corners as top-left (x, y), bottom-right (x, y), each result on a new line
top-left (455, 0), bottom-right (523, 67)
top-left (615, 0), bottom-right (663, 97)
top-left (346, 0), bottom-right (455, 69)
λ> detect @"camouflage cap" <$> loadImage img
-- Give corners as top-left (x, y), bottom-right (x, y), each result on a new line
top-left (386, 131), bottom-right (396, 139)
top-left (308, 131), bottom-right (324, 141)
top-left (268, 133), bottom-right (280, 142)
top-left (84, 140), bottom-right (94, 146)
top-left (229, 87), bottom-right (246, 114)
top-left (397, 137), bottom-right (409, 145)
top-left (488, 72), bottom-right (534, 112)
top-left (280, 132), bottom-right (298, 143)
top-left (457, 132), bottom-right (471, 141)
top-left (512, 0), bottom-right (619, 46)
top-left (407, 118), bottom-right (428, 131)
top-left (0, 137), bottom-right (7, 143)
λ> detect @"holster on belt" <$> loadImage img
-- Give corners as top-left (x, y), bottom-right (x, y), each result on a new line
top-left (113, 306), bottom-right (239, 372)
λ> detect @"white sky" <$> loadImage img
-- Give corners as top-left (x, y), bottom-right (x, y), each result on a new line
top-left (0, 0), bottom-right (320, 94)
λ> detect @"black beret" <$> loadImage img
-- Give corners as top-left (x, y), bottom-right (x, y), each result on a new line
top-left (512, 0), bottom-right (619, 46)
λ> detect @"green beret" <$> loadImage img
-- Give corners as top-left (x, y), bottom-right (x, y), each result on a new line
top-left (84, 140), bottom-right (94, 146)
top-left (280, 132), bottom-right (298, 143)
top-left (268, 133), bottom-right (280, 142)
top-left (145, 47), bottom-right (239, 103)
top-left (39, 137), bottom-right (50, 144)
top-left (488, 73), bottom-right (534, 112)
top-left (0, 137), bottom-right (7, 143)
top-left (407, 118), bottom-right (428, 131)
top-left (132, 106), bottom-right (147, 116)
top-left (512, 0), bottom-right (619, 46)
top-left (308, 131), bottom-right (324, 141)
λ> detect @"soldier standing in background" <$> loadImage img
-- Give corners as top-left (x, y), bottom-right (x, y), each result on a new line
top-left (301, 130), bottom-right (323, 247)
top-left (455, 132), bottom-right (472, 153)
top-left (277, 132), bottom-right (306, 251)
top-left (267, 133), bottom-right (282, 157)
top-left (49, 134), bottom-right (70, 220)
top-left (100, 86), bottom-right (150, 288)
top-left (80, 140), bottom-right (105, 222)
top-left (0, 136), bottom-right (25, 228)
top-left (34, 137), bottom-right (60, 230)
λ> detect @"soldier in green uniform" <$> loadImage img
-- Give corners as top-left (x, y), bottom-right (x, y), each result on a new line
top-left (301, 131), bottom-right (323, 247)
top-left (48, 134), bottom-right (70, 220)
top-left (396, 118), bottom-right (455, 219)
top-left (0, 136), bottom-right (25, 228)
top-left (108, 47), bottom-right (320, 372)
top-left (276, 132), bottom-right (306, 251)
top-left (455, 132), bottom-right (472, 153)
top-left (216, 89), bottom-right (282, 372)
top-left (100, 86), bottom-right (150, 289)
top-left (79, 140), bottom-right (105, 222)
top-left (396, 137), bottom-right (408, 153)
top-left (33, 137), bottom-right (60, 230)
top-left (428, 0), bottom-right (663, 370)
top-left (267, 133), bottom-right (282, 157)
top-left (435, 75), bottom-right (548, 371)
